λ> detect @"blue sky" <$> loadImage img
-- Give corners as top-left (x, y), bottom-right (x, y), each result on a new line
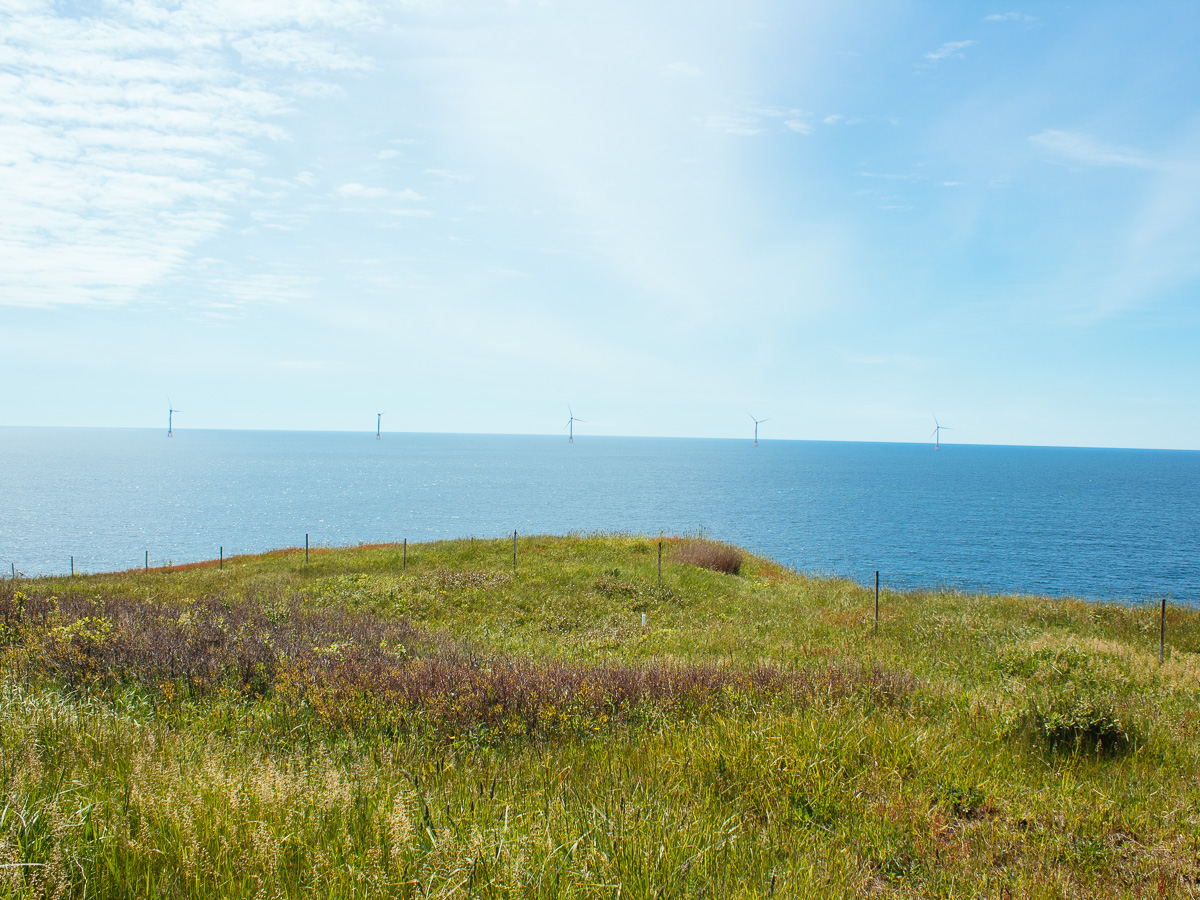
top-left (3, 0), bottom-right (1199, 448)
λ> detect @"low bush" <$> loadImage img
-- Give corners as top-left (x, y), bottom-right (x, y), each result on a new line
top-left (1013, 686), bottom-right (1135, 756)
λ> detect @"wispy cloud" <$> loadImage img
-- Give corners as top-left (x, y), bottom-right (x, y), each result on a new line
top-left (858, 172), bottom-right (917, 180)
top-left (845, 352), bottom-right (929, 368)
top-left (1029, 130), bottom-right (1156, 169)
top-left (984, 12), bottom-right (1036, 23)
top-left (1026, 130), bottom-right (1200, 320)
top-left (425, 168), bottom-right (468, 182)
top-left (925, 40), bottom-right (975, 62)
top-left (660, 61), bottom-right (701, 79)
top-left (232, 30), bottom-right (371, 71)
top-left (703, 112), bottom-right (765, 136)
top-left (0, 0), bottom-right (371, 308)
top-left (705, 105), bottom-right (810, 137)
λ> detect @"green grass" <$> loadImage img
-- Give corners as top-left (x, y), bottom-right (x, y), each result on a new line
top-left (2, 534), bottom-right (1199, 898)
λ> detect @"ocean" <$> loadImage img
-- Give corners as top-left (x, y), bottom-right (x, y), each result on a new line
top-left (2, 427), bottom-right (1197, 602)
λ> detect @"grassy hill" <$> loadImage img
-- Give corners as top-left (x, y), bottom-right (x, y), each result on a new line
top-left (2, 534), bottom-right (1198, 898)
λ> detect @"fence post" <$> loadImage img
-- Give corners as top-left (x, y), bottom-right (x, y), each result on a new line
top-left (306, 534), bottom-right (309, 564)
top-left (220, 546), bottom-right (223, 570)
top-left (658, 541), bottom-right (663, 589)
top-left (1160, 597), bottom-right (1167, 664)
top-left (70, 555), bottom-right (74, 577)
top-left (145, 550), bottom-right (148, 574)
top-left (403, 538), bottom-right (407, 571)
top-left (875, 570), bottom-right (880, 635)
top-left (513, 530), bottom-right (517, 574)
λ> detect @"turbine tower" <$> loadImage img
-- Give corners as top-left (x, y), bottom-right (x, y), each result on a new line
top-left (930, 416), bottom-right (952, 450)
top-left (748, 413), bottom-right (770, 447)
top-left (168, 399), bottom-right (180, 438)
top-left (565, 406), bottom-right (585, 443)
top-left (376, 412), bottom-right (385, 440)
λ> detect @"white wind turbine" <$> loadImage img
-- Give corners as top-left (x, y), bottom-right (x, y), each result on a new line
top-left (930, 415), bottom-right (952, 450)
top-left (748, 413), bottom-right (770, 447)
top-left (565, 406), bottom-right (585, 443)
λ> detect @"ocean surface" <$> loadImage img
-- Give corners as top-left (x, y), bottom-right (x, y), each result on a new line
top-left (2, 427), bottom-right (1198, 603)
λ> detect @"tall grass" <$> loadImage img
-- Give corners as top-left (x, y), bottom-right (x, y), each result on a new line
top-left (2, 535), bottom-right (1199, 898)
top-left (673, 539), bottom-right (744, 575)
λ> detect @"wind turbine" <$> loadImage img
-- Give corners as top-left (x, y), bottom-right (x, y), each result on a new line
top-left (748, 413), bottom-right (770, 447)
top-left (376, 412), bottom-right (385, 440)
top-left (168, 399), bottom-right (180, 437)
top-left (930, 416), bottom-right (952, 450)
top-left (565, 406), bottom-right (585, 443)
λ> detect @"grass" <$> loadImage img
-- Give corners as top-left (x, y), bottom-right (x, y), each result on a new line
top-left (673, 539), bottom-right (744, 575)
top-left (2, 533), bottom-right (1199, 898)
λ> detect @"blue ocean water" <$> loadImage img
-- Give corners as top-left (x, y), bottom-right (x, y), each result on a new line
top-left (2, 427), bottom-right (1197, 602)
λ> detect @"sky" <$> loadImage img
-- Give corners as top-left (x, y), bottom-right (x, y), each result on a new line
top-left (2, 0), bottom-right (1199, 449)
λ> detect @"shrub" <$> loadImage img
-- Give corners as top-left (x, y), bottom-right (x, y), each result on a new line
top-left (674, 540), bottom-right (743, 575)
top-left (1014, 686), bottom-right (1135, 756)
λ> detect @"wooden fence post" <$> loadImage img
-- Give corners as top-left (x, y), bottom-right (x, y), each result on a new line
top-left (1160, 597), bottom-right (1167, 664)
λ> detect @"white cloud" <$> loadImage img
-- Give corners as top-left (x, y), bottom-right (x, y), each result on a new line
top-left (924, 40), bottom-right (975, 62)
top-left (660, 61), bottom-right (701, 79)
top-left (1025, 131), bottom-right (1200, 319)
top-left (1029, 130), bottom-right (1156, 169)
top-left (336, 183), bottom-right (423, 201)
top-left (984, 12), bottom-right (1035, 23)
top-left (336, 182), bottom-right (388, 198)
top-left (425, 168), bottom-right (467, 182)
top-left (232, 30), bottom-right (371, 71)
top-left (705, 106), bottom-right (810, 137)
top-left (703, 112), bottom-right (765, 136)
top-left (0, 0), bottom-right (370, 308)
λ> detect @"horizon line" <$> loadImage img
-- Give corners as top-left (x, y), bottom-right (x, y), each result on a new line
top-left (0, 424), bottom-right (1196, 454)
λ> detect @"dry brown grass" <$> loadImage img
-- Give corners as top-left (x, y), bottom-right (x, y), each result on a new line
top-left (674, 540), bottom-right (744, 575)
